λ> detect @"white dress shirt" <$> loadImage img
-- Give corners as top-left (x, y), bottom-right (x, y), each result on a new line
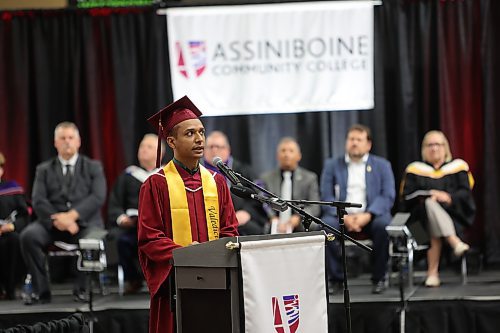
top-left (58, 153), bottom-right (79, 175)
top-left (345, 153), bottom-right (368, 214)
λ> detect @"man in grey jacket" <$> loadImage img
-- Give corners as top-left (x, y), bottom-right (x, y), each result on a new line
top-left (20, 122), bottom-right (106, 304)
top-left (260, 137), bottom-right (320, 233)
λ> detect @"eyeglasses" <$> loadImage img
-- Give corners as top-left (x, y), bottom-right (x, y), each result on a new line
top-left (207, 144), bottom-right (228, 150)
top-left (425, 143), bottom-right (445, 148)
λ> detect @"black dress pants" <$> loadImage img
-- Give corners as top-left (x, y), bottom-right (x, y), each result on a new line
top-left (0, 232), bottom-right (24, 298)
top-left (324, 213), bottom-right (391, 283)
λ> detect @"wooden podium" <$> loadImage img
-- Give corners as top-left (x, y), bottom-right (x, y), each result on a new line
top-left (173, 232), bottom-right (323, 333)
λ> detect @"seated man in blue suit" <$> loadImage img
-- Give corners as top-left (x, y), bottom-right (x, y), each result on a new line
top-left (321, 124), bottom-right (395, 294)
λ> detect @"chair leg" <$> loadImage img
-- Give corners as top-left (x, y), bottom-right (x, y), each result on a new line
top-left (388, 240), bottom-right (394, 286)
top-left (118, 265), bottom-right (125, 296)
top-left (461, 255), bottom-right (467, 285)
top-left (407, 239), bottom-right (414, 287)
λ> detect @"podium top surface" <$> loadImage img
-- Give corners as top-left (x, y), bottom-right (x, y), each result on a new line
top-left (173, 231), bottom-right (324, 268)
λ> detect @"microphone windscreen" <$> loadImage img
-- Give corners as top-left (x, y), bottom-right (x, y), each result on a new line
top-left (212, 156), bottom-right (223, 166)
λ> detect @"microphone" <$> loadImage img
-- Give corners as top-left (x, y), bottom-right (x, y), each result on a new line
top-left (212, 156), bottom-right (241, 186)
top-left (231, 185), bottom-right (289, 212)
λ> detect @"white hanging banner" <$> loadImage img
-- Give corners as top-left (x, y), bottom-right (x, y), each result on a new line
top-left (239, 235), bottom-right (328, 333)
top-left (166, 1), bottom-right (374, 116)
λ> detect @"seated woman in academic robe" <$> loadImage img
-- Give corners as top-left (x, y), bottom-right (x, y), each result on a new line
top-left (401, 131), bottom-right (476, 287)
top-left (0, 152), bottom-right (29, 299)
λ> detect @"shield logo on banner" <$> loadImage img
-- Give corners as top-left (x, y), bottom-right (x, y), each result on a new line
top-left (272, 294), bottom-right (300, 333)
top-left (175, 41), bottom-right (207, 79)
top-left (188, 41), bottom-right (207, 77)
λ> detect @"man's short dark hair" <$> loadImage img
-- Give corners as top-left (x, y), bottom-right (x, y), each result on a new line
top-left (167, 124), bottom-right (180, 139)
top-left (347, 124), bottom-right (372, 141)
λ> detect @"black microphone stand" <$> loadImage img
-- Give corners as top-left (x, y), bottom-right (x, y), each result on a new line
top-left (235, 173), bottom-right (371, 333)
top-left (285, 199), bottom-right (369, 333)
top-left (397, 255), bottom-right (407, 333)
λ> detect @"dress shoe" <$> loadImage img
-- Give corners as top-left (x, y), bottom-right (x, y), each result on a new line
top-left (23, 293), bottom-right (35, 305)
top-left (425, 275), bottom-right (441, 287)
top-left (124, 280), bottom-right (143, 295)
top-left (453, 242), bottom-right (470, 257)
top-left (73, 290), bottom-right (88, 303)
top-left (372, 281), bottom-right (386, 294)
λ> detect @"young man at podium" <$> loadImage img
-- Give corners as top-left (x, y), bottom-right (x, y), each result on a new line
top-left (137, 96), bottom-right (239, 333)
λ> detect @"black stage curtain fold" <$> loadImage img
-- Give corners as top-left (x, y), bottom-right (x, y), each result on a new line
top-left (480, 0), bottom-right (500, 263)
top-left (0, 8), bottom-right (171, 192)
top-left (0, 0), bottom-right (499, 263)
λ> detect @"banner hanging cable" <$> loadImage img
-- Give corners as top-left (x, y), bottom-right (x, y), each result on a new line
top-left (156, 1), bottom-right (383, 15)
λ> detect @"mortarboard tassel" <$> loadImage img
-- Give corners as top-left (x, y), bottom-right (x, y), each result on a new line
top-left (156, 118), bottom-right (163, 168)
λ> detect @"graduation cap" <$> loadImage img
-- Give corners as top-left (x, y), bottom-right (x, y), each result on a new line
top-left (147, 96), bottom-right (203, 167)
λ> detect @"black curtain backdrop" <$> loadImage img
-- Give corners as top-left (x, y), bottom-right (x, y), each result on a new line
top-left (0, 0), bottom-right (499, 263)
top-left (0, 7), bottom-right (172, 195)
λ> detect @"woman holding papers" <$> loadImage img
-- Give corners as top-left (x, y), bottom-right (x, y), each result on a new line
top-left (401, 131), bottom-right (475, 287)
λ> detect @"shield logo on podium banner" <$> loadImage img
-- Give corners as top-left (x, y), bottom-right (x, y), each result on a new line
top-left (272, 294), bottom-right (300, 333)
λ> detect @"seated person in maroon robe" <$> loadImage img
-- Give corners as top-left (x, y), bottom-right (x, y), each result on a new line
top-left (0, 152), bottom-right (29, 300)
top-left (137, 96), bottom-right (239, 333)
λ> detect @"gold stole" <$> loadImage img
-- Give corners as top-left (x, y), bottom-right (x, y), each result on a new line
top-left (163, 161), bottom-right (220, 246)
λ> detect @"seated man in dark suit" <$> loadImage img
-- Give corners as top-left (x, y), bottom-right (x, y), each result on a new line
top-left (202, 131), bottom-right (267, 235)
top-left (20, 122), bottom-right (106, 304)
top-left (260, 137), bottom-right (321, 234)
top-left (321, 124), bottom-right (395, 294)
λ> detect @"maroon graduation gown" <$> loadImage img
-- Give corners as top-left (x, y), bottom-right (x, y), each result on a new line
top-left (137, 164), bottom-right (239, 333)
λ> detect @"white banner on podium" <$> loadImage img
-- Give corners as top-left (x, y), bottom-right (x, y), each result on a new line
top-left (166, 1), bottom-right (374, 116)
top-left (240, 235), bottom-right (327, 333)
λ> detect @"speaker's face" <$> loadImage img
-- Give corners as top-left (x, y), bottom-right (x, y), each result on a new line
top-left (168, 119), bottom-right (206, 164)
